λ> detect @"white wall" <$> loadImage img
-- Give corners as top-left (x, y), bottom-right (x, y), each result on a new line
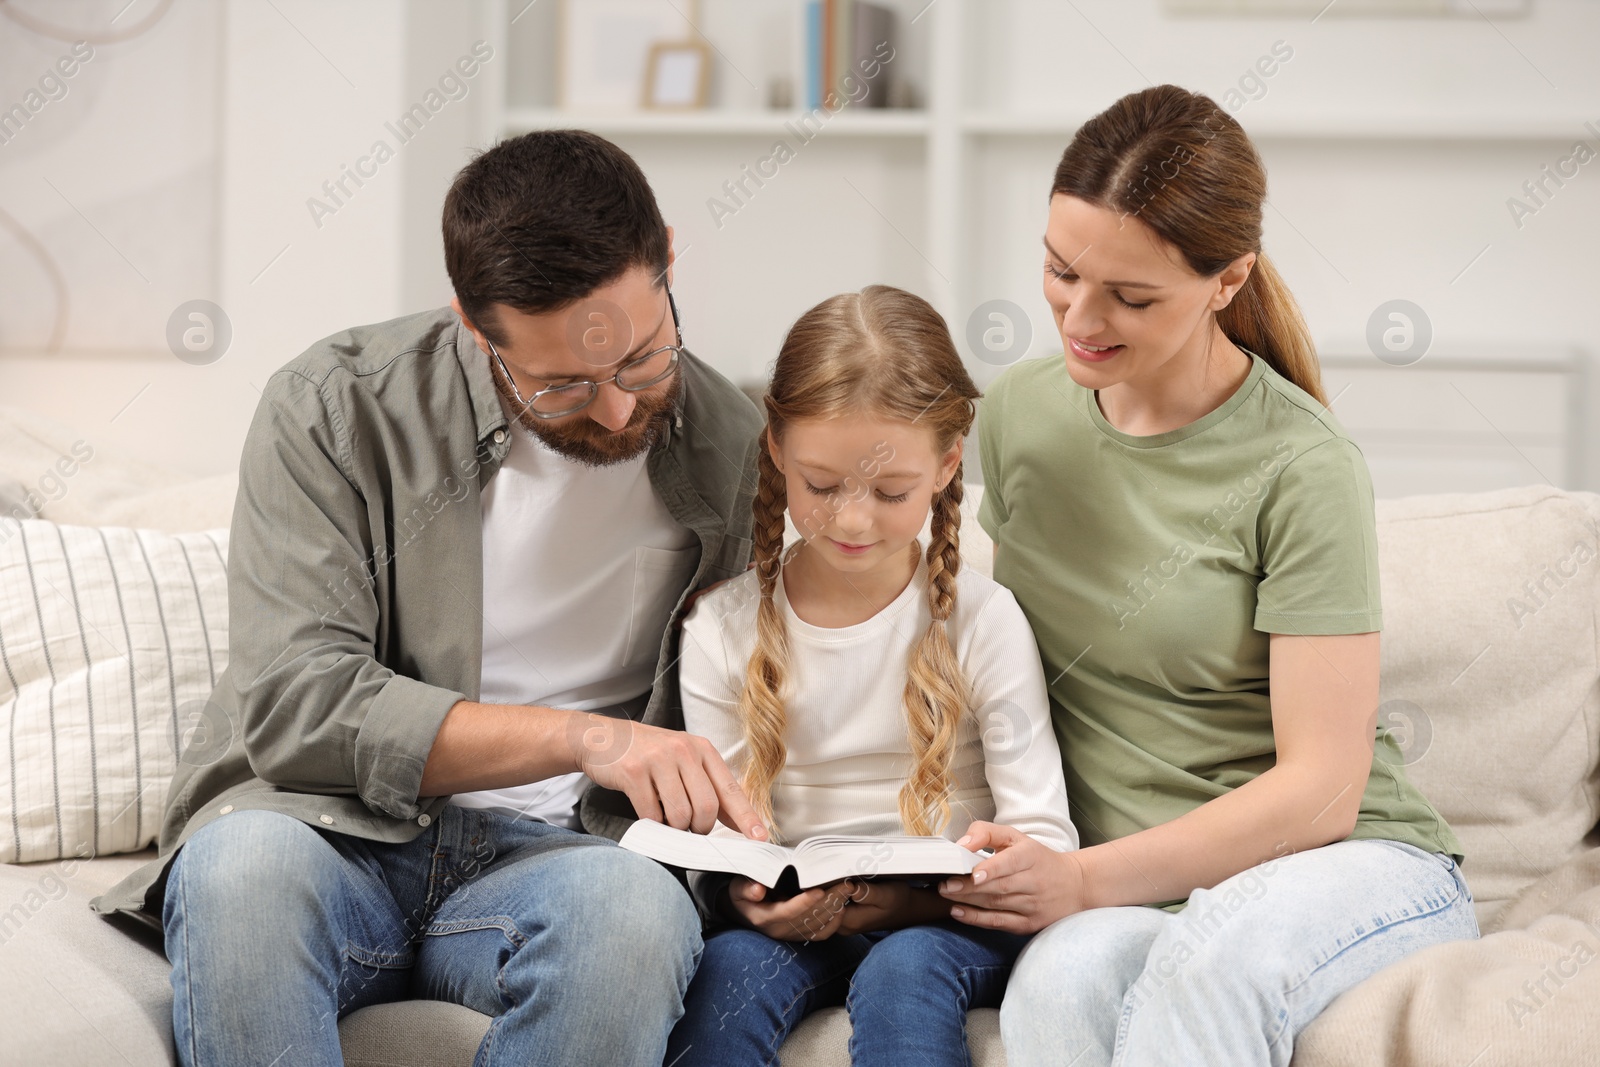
top-left (1, 0), bottom-right (418, 476)
top-left (956, 1), bottom-right (1600, 492)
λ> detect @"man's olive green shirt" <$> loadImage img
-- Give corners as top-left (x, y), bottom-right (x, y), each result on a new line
top-left (90, 307), bottom-right (763, 929)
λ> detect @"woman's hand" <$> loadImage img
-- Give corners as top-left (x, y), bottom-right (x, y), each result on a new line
top-left (725, 876), bottom-right (854, 942)
top-left (937, 821), bottom-right (1085, 935)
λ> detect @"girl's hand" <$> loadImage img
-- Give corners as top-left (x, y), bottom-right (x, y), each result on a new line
top-left (937, 821), bottom-right (1085, 935)
top-left (833, 878), bottom-right (902, 936)
top-left (833, 879), bottom-right (951, 937)
top-left (725, 875), bottom-right (854, 942)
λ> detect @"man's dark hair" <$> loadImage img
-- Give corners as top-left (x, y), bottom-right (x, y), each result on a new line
top-left (443, 129), bottom-right (670, 346)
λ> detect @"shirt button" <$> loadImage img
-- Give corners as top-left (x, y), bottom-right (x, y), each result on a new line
top-left (218, 805), bottom-right (234, 814)
top-left (319, 814), bottom-right (335, 825)
top-left (417, 814), bottom-right (432, 827)
top-left (493, 429), bottom-right (506, 444)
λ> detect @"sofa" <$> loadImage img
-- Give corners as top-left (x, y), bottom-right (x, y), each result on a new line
top-left (3, 399), bottom-right (1598, 1067)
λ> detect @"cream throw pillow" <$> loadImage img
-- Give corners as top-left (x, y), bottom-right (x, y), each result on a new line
top-left (0, 518), bottom-right (229, 864)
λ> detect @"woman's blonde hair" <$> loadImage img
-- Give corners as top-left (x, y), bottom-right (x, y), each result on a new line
top-left (1052, 84), bottom-right (1327, 403)
top-left (740, 284), bottom-right (982, 840)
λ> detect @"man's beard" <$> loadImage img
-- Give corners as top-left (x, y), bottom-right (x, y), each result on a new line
top-left (489, 361), bottom-right (681, 468)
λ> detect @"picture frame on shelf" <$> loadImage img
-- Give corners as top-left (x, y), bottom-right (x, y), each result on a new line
top-left (642, 40), bottom-right (712, 110)
top-left (557, 0), bottom-right (695, 111)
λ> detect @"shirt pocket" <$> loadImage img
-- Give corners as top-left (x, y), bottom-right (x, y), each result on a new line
top-left (623, 544), bottom-right (700, 668)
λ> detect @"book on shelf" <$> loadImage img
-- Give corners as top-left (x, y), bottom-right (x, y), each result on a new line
top-left (804, 0), bottom-right (824, 110)
top-left (851, 1), bottom-right (896, 108)
top-left (800, 0), bottom-right (897, 111)
top-left (618, 818), bottom-right (989, 895)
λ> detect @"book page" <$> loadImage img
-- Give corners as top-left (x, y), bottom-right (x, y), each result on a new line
top-left (791, 835), bottom-right (984, 888)
top-left (618, 820), bottom-right (795, 887)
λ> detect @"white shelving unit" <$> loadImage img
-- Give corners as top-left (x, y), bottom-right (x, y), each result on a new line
top-left (477, 0), bottom-right (1598, 493)
top-left (482, 0), bottom-right (969, 324)
top-left (503, 108), bottom-right (932, 137)
top-left (481, 0), bottom-right (1593, 338)
top-left (959, 110), bottom-right (1597, 141)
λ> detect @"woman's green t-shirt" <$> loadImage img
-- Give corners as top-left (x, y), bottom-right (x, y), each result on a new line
top-left (976, 350), bottom-right (1463, 905)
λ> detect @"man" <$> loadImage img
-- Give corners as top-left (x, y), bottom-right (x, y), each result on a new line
top-left (90, 130), bottom-right (768, 1066)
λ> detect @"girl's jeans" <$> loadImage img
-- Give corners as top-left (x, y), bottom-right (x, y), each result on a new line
top-left (666, 916), bottom-right (1030, 1067)
top-left (162, 804), bottom-right (702, 1067)
top-left (1001, 838), bottom-right (1479, 1067)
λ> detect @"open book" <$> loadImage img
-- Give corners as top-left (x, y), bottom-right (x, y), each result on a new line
top-left (619, 819), bottom-right (988, 891)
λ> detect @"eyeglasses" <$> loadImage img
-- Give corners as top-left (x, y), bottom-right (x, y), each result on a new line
top-left (486, 288), bottom-right (684, 419)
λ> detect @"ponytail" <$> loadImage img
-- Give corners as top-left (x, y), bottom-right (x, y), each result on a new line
top-left (1217, 251), bottom-right (1326, 403)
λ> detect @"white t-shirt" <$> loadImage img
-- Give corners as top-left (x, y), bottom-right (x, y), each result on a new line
top-left (451, 406), bottom-right (698, 828)
top-left (679, 543), bottom-right (1078, 851)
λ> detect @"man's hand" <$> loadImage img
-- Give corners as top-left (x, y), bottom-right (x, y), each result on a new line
top-left (568, 714), bottom-right (767, 840)
top-left (937, 822), bottom-right (1084, 935)
top-left (725, 876), bottom-right (854, 942)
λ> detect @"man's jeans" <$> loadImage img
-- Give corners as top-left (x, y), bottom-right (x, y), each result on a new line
top-left (1000, 838), bottom-right (1479, 1067)
top-left (667, 921), bottom-right (1030, 1067)
top-left (162, 803), bottom-right (701, 1067)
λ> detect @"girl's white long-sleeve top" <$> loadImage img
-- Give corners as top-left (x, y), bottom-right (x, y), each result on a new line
top-left (678, 544), bottom-right (1079, 854)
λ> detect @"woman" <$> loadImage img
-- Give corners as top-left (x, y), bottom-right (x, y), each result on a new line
top-left (935, 84), bottom-right (1477, 1066)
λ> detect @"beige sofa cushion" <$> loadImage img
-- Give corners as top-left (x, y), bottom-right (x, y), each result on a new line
top-left (0, 404), bottom-right (237, 534)
top-left (336, 1002), bottom-right (1006, 1067)
top-left (0, 847), bottom-right (175, 1065)
top-left (1372, 486), bottom-right (1600, 926)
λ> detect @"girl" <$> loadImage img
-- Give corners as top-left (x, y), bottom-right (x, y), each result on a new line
top-left (934, 85), bottom-right (1478, 1066)
top-left (665, 285), bottom-right (1078, 1067)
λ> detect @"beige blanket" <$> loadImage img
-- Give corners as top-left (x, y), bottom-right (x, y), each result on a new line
top-left (1293, 843), bottom-right (1600, 1066)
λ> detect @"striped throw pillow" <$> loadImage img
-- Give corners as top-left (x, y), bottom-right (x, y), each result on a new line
top-left (0, 518), bottom-right (229, 863)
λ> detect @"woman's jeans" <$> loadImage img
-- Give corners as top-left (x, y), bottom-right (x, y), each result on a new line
top-left (666, 917), bottom-right (1030, 1067)
top-left (162, 803), bottom-right (702, 1067)
top-left (1001, 838), bottom-right (1480, 1067)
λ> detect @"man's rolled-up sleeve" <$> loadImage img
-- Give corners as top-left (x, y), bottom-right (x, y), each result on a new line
top-left (229, 370), bottom-right (465, 821)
